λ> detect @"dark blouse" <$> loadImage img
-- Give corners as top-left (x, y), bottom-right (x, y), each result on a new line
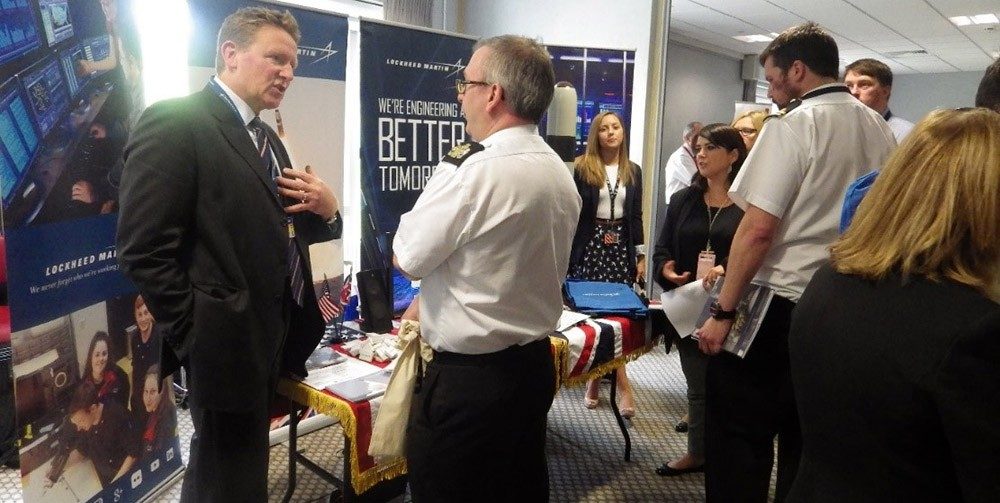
top-left (652, 186), bottom-right (743, 291)
top-left (80, 401), bottom-right (140, 487)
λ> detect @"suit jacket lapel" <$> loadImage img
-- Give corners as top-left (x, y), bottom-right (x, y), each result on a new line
top-left (201, 88), bottom-right (283, 209)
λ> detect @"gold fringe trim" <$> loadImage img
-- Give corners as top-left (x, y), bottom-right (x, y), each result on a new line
top-left (560, 339), bottom-right (658, 388)
top-left (276, 379), bottom-right (406, 494)
top-left (549, 337), bottom-right (569, 391)
top-left (275, 332), bottom-right (661, 493)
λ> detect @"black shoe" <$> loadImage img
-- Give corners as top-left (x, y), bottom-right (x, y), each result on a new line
top-left (674, 420), bottom-right (688, 432)
top-left (655, 462), bottom-right (704, 476)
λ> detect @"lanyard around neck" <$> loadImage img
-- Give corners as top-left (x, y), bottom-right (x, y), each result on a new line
top-left (605, 168), bottom-right (621, 220)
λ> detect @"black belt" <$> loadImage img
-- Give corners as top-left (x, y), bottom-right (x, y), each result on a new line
top-left (433, 337), bottom-right (549, 366)
top-left (595, 218), bottom-right (624, 225)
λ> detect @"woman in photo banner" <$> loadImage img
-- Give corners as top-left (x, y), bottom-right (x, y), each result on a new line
top-left (138, 364), bottom-right (176, 458)
top-left (82, 330), bottom-right (129, 408)
top-left (567, 110), bottom-right (644, 418)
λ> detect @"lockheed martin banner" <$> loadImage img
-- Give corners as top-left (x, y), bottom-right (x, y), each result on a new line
top-left (358, 21), bottom-right (475, 274)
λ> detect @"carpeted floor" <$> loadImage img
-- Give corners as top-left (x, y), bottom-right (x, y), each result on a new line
top-left (1, 343), bottom-right (779, 502)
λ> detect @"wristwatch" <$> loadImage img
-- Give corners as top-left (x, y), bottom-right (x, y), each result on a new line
top-left (709, 300), bottom-right (737, 320)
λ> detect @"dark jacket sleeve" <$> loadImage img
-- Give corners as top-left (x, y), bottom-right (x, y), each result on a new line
top-left (629, 162), bottom-right (644, 249)
top-left (116, 100), bottom-right (197, 362)
top-left (929, 308), bottom-right (1000, 502)
top-left (652, 188), bottom-right (689, 291)
top-left (568, 168), bottom-right (596, 273)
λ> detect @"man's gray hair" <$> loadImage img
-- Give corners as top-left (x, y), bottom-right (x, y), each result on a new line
top-left (473, 35), bottom-right (555, 123)
top-left (683, 121), bottom-right (702, 139)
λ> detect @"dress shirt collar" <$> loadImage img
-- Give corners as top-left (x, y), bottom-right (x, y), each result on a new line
top-left (479, 124), bottom-right (539, 147)
top-left (212, 76), bottom-right (257, 127)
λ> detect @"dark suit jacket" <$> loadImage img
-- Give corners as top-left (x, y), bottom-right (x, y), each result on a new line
top-left (116, 87), bottom-right (341, 412)
top-left (568, 162), bottom-right (643, 279)
top-left (788, 264), bottom-right (1000, 502)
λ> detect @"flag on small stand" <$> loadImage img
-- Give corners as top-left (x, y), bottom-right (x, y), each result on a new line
top-left (318, 275), bottom-right (341, 325)
top-left (340, 267), bottom-right (353, 306)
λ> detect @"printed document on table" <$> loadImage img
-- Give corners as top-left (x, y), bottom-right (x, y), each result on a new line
top-left (303, 357), bottom-right (383, 390)
top-left (557, 310), bottom-right (591, 332)
top-left (660, 281), bottom-right (712, 337)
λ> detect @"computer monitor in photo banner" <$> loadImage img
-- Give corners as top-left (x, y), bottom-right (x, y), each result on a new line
top-left (20, 56), bottom-right (70, 138)
top-left (56, 36), bottom-right (110, 98)
top-left (0, 77), bottom-right (41, 204)
top-left (36, 0), bottom-right (75, 47)
top-left (0, 0), bottom-right (42, 66)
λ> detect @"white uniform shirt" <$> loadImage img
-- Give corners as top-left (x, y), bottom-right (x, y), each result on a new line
top-left (596, 164), bottom-right (627, 220)
top-left (394, 125), bottom-right (582, 354)
top-left (886, 112), bottom-right (915, 143)
top-left (729, 83), bottom-right (896, 302)
top-left (663, 145), bottom-right (696, 204)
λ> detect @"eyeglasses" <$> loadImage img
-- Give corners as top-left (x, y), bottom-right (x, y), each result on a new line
top-left (736, 127), bottom-right (757, 136)
top-left (455, 79), bottom-right (491, 94)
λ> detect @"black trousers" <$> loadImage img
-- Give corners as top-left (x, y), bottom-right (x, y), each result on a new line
top-left (180, 285), bottom-right (292, 502)
top-left (407, 338), bottom-right (556, 503)
top-left (180, 395), bottom-right (272, 502)
top-left (704, 296), bottom-right (801, 503)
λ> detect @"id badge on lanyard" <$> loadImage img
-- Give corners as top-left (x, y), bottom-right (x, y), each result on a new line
top-left (696, 250), bottom-right (716, 279)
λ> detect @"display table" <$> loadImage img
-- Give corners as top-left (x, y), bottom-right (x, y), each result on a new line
top-left (276, 314), bottom-right (656, 499)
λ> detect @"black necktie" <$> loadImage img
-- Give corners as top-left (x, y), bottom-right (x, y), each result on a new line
top-left (249, 117), bottom-right (305, 306)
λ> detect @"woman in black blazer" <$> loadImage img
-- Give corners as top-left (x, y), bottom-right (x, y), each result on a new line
top-left (568, 111), bottom-right (644, 418)
top-left (788, 108), bottom-right (1000, 502)
top-left (651, 124), bottom-right (746, 476)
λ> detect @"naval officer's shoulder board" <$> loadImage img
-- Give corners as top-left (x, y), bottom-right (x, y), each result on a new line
top-left (764, 99), bottom-right (802, 123)
top-left (442, 141), bottom-right (485, 168)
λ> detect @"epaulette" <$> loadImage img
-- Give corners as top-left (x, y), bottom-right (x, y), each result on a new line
top-left (442, 141), bottom-right (485, 167)
top-left (764, 98), bottom-right (802, 122)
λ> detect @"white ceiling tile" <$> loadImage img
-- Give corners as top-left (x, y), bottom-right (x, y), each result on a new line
top-left (669, 0), bottom-right (996, 74)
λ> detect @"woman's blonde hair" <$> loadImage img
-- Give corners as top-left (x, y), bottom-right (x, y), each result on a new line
top-left (575, 111), bottom-right (634, 188)
top-left (831, 108), bottom-right (1000, 293)
top-left (731, 109), bottom-right (768, 132)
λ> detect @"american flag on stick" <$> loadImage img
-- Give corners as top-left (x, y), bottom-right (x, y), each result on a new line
top-left (318, 275), bottom-right (341, 324)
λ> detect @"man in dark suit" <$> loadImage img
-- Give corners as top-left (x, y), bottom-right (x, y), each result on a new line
top-left (116, 7), bottom-right (341, 502)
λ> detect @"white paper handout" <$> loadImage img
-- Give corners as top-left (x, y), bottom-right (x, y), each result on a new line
top-left (557, 309), bottom-right (591, 332)
top-left (302, 356), bottom-right (383, 391)
top-left (660, 281), bottom-right (712, 337)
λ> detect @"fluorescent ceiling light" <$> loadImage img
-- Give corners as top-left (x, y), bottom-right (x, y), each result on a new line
top-left (733, 34), bottom-right (773, 43)
top-left (559, 56), bottom-right (601, 62)
top-left (950, 13), bottom-right (999, 26)
top-left (970, 13), bottom-right (999, 25)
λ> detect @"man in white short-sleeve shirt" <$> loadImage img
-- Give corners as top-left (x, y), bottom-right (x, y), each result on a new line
top-left (695, 23), bottom-right (896, 502)
top-left (392, 35), bottom-right (580, 502)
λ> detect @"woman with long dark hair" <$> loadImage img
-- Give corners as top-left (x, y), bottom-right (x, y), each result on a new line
top-left (652, 123), bottom-right (747, 476)
top-left (82, 331), bottom-right (129, 408)
top-left (568, 111), bottom-right (644, 418)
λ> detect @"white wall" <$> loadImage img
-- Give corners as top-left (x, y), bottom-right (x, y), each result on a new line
top-left (890, 70), bottom-right (985, 124)
top-left (453, 0), bottom-right (653, 168)
top-left (660, 41), bottom-right (744, 152)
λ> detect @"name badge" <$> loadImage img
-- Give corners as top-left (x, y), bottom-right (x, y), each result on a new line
top-left (696, 250), bottom-right (716, 279)
top-left (287, 217), bottom-right (296, 239)
top-left (602, 231), bottom-right (620, 246)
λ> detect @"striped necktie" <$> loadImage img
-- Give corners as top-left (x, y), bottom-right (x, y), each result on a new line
top-left (250, 117), bottom-right (306, 306)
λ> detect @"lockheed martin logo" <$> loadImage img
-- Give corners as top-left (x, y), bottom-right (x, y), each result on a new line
top-left (385, 57), bottom-right (466, 76)
top-left (433, 59), bottom-right (467, 77)
top-left (298, 41), bottom-right (339, 64)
